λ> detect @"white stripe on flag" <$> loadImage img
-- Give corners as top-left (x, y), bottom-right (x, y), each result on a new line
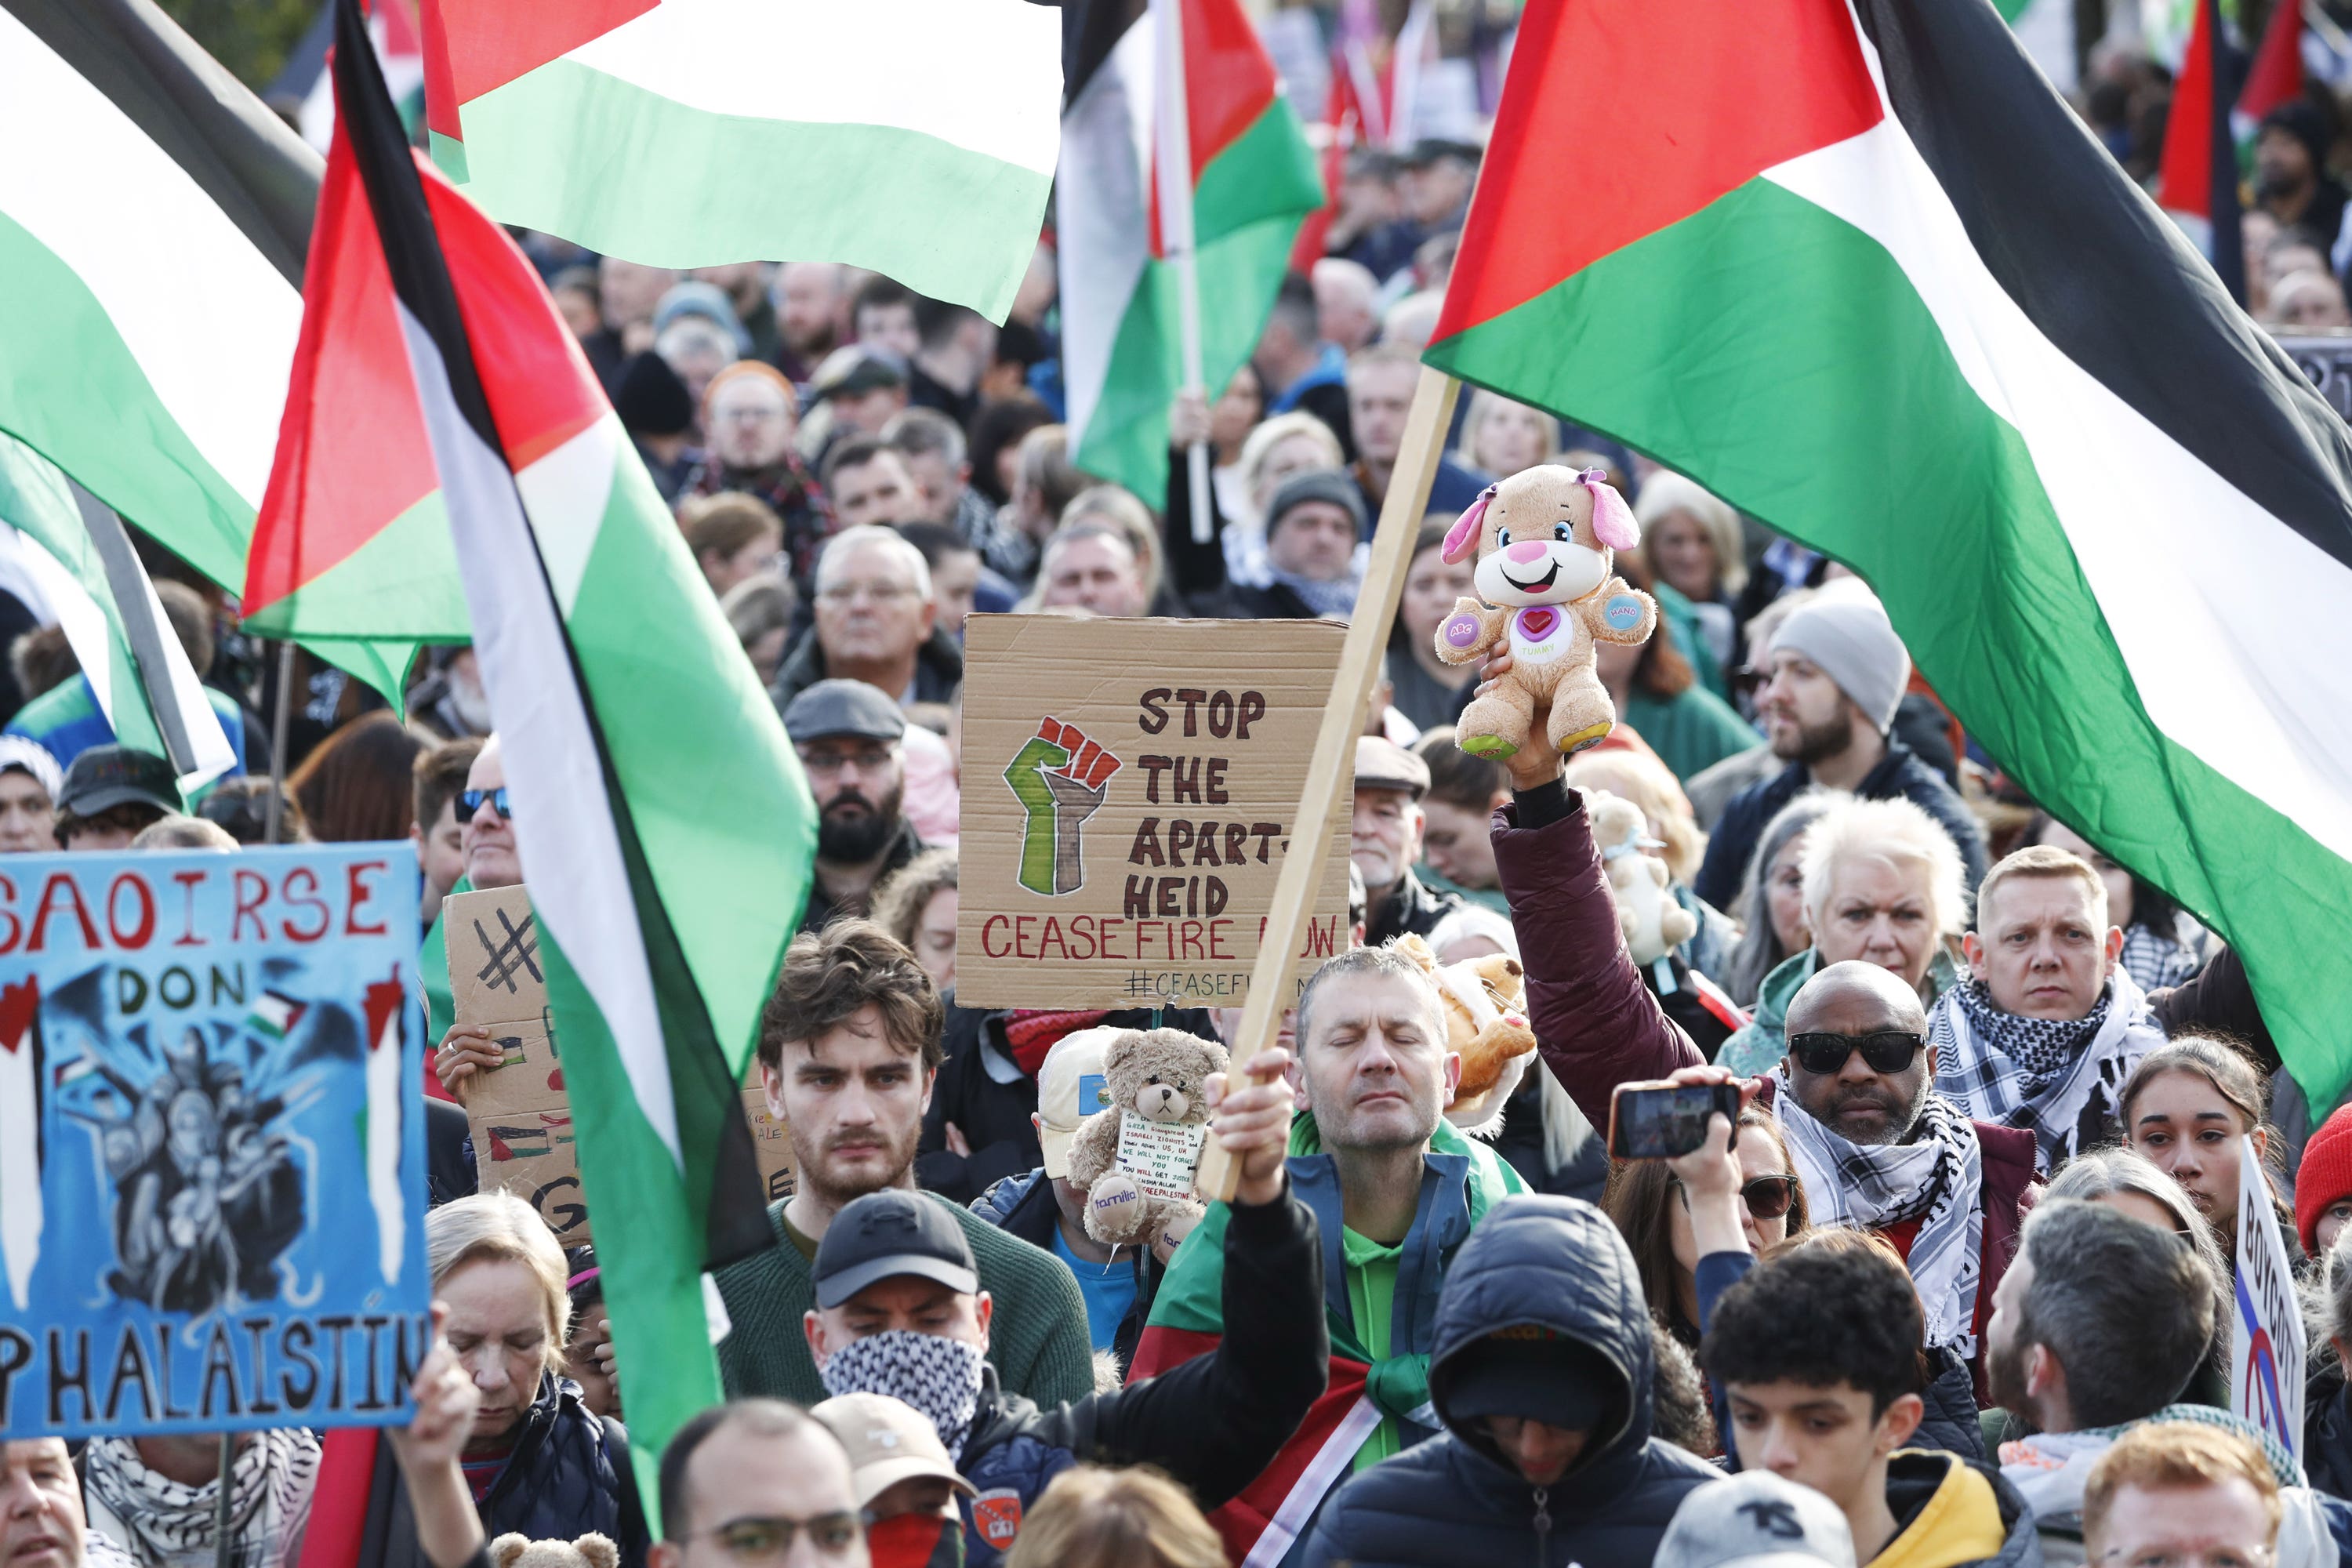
top-left (0, 7), bottom-right (299, 506)
top-left (394, 306), bottom-right (680, 1163)
top-left (1058, 14), bottom-right (1156, 453)
top-left (1766, 31), bottom-right (2352, 861)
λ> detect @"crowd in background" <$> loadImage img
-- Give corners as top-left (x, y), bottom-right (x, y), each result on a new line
top-left (11, 26), bottom-right (2352, 1568)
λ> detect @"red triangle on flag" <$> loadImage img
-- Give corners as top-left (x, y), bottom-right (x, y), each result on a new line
top-left (2238, 0), bottom-right (2303, 125)
top-left (419, 0), bottom-right (659, 144)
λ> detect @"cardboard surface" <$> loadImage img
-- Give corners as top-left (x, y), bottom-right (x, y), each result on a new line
top-left (957, 615), bottom-right (1352, 1007)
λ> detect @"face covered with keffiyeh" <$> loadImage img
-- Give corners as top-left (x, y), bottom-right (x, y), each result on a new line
top-left (1784, 964), bottom-right (1933, 1146)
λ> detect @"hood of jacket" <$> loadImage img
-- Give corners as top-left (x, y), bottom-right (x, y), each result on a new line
top-left (1875, 1450), bottom-right (2039, 1568)
top-left (1425, 1195), bottom-right (1653, 1489)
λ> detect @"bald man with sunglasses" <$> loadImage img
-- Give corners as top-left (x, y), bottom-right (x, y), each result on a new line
top-left (1771, 962), bottom-right (2039, 1404)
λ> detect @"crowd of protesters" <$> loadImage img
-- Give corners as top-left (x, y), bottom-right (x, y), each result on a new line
top-left (9, 56), bottom-right (2352, 1568)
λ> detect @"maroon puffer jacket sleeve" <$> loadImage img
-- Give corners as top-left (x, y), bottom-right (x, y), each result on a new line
top-left (1493, 782), bottom-right (1704, 1130)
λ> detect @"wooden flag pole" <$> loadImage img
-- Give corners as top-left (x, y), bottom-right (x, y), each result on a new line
top-left (1196, 364), bottom-right (1462, 1202)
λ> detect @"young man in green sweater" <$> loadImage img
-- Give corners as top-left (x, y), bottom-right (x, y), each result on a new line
top-left (712, 918), bottom-right (1094, 1406)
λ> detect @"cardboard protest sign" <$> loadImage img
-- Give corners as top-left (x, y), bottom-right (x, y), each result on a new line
top-left (2232, 1138), bottom-right (2305, 1462)
top-left (957, 615), bottom-right (1352, 1007)
top-left (1114, 1116), bottom-right (1207, 1203)
top-left (0, 845), bottom-right (426, 1439)
top-left (447, 886), bottom-right (792, 1238)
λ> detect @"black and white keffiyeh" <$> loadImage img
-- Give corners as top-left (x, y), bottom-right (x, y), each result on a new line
top-left (1774, 1079), bottom-right (1985, 1357)
top-left (1929, 967), bottom-right (2165, 1172)
top-left (818, 1328), bottom-right (986, 1461)
top-left (82, 1428), bottom-right (318, 1568)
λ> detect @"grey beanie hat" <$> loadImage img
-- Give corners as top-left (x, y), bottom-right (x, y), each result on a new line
top-left (1768, 586), bottom-right (1911, 733)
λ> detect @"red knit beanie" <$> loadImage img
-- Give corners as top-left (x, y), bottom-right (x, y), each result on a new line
top-left (2296, 1104), bottom-right (2352, 1254)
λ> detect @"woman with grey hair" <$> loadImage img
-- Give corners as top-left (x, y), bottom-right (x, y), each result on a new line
top-left (2045, 1147), bottom-right (2232, 1410)
top-left (1722, 789), bottom-right (1843, 1008)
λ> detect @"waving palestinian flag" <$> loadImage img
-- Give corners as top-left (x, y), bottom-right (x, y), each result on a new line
top-left (1425, 0), bottom-right (2352, 1109)
top-left (0, 0), bottom-right (411, 700)
top-left (269, 0), bottom-right (816, 1513)
top-left (419, 0), bottom-right (1062, 318)
top-left (1059, 0), bottom-right (1323, 499)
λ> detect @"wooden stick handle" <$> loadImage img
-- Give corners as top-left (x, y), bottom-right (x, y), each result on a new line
top-left (1192, 365), bottom-right (1463, 1205)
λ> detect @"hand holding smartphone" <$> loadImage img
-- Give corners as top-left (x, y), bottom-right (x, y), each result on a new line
top-left (1607, 1080), bottom-right (1744, 1160)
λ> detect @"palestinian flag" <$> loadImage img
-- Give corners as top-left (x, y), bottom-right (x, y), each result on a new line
top-left (1425, 0), bottom-right (2352, 1106)
top-left (1060, 0), bottom-right (1323, 500)
top-left (0, 0), bottom-right (411, 702)
top-left (2236, 0), bottom-right (2304, 132)
top-left (1127, 1114), bottom-right (1521, 1563)
top-left (2154, 0), bottom-right (2247, 300)
top-left (0, 979), bottom-right (41, 1314)
top-left (418, 0), bottom-right (1062, 319)
top-left (274, 0), bottom-right (817, 1516)
top-left (0, 436), bottom-right (238, 793)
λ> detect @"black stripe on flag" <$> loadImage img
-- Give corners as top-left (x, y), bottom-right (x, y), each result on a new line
top-left (1853, 0), bottom-right (2352, 575)
top-left (327, 0), bottom-right (771, 1271)
top-left (2, 0), bottom-right (318, 287)
top-left (1065, 0), bottom-right (1145, 112)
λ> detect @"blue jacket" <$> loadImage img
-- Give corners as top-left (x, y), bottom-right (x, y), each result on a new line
top-left (1302, 1196), bottom-right (1719, 1568)
top-left (971, 1167), bottom-right (1162, 1368)
top-left (1691, 740), bottom-right (1989, 915)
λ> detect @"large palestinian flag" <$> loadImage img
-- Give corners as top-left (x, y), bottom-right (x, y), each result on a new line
top-left (1425, 0), bottom-right (2352, 1107)
top-left (0, 0), bottom-right (410, 700)
top-left (419, 0), bottom-right (1062, 318)
top-left (275, 0), bottom-right (816, 1518)
top-left (1060, 0), bottom-right (1323, 501)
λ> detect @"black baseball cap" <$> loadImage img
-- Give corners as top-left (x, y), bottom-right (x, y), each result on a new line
top-left (812, 1190), bottom-right (978, 1309)
top-left (785, 678), bottom-right (908, 745)
top-left (56, 745), bottom-right (178, 818)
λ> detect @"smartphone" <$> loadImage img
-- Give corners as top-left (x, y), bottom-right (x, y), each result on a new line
top-left (1607, 1082), bottom-right (1742, 1160)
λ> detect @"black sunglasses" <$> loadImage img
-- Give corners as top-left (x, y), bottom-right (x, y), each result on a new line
top-left (1675, 1175), bottom-right (1800, 1221)
top-left (455, 786), bottom-right (513, 825)
top-left (1788, 1030), bottom-right (1926, 1076)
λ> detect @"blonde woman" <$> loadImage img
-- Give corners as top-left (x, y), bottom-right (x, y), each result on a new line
top-left (1455, 390), bottom-right (1561, 478)
top-left (1634, 473), bottom-right (1749, 674)
top-left (1005, 1467), bottom-right (1225, 1568)
top-left (347, 1194), bottom-right (648, 1568)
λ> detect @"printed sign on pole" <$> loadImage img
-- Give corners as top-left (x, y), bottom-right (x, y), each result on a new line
top-left (956, 615), bottom-right (1352, 1008)
top-left (2231, 1137), bottom-right (2304, 1465)
top-left (0, 845), bottom-right (426, 1439)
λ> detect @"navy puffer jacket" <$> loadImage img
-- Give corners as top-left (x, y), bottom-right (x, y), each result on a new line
top-left (1301, 1196), bottom-right (1719, 1568)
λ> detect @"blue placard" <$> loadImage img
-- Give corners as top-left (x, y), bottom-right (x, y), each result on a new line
top-left (0, 844), bottom-right (427, 1438)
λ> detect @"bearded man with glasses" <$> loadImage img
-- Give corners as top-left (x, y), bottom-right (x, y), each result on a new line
top-left (1774, 960), bottom-right (2039, 1403)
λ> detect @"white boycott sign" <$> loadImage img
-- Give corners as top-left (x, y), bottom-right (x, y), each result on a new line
top-left (2230, 1138), bottom-right (2305, 1465)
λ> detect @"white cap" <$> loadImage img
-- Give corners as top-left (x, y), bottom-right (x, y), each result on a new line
top-left (1657, 1472), bottom-right (1858, 1568)
top-left (1035, 1026), bottom-right (1121, 1178)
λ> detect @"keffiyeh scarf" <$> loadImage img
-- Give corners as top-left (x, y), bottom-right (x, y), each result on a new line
top-left (1775, 1077), bottom-right (1985, 1356)
top-left (1929, 969), bottom-right (2165, 1172)
top-left (818, 1329), bottom-right (987, 1461)
top-left (83, 1428), bottom-right (318, 1568)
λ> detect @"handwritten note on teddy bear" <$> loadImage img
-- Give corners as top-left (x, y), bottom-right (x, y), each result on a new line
top-left (1115, 1114), bottom-right (1209, 1202)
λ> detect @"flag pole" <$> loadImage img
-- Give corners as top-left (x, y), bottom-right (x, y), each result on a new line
top-left (1196, 364), bottom-right (1461, 1201)
top-left (1150, 0), bottom-right (1215, 546)
top-left (266, 641), bottom-right (296, 844)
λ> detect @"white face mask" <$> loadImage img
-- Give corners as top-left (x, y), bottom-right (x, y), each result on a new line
top-left (818, 1329), bottom-right (986, 1458)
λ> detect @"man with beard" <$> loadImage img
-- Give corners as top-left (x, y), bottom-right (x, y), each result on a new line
top-left (1931, 845), bottom-right (2169, 1172)
top-left (713, 920), bottom-right (1094, 1409)
top-left (1978, 1199), bottom-right (2343, 1564)
top-left (1770, 961), bottom-right (2038, 1401)
top-left (771, 527), bottom-right (963, 713)
top-left (786, 681), bottom-right (927, 935)
top-left (1693, 587), bottom-right (1984, 914)
top-left (2252, 102), bottom-right (2348, 252)
top-left (771, 261), bottom-right (846, 384)
top-left (677, 362), bottom-right (833, 600)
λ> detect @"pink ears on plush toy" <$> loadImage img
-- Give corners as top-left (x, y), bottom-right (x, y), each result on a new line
top-left (1577, 467), bottom-right (1639, 550)
top-left (1442, 484), bottom-right (1498, 564)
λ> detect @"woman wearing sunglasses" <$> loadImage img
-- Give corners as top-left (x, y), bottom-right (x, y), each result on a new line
top-left (1603, 1078), bottom-right (1809, 1354)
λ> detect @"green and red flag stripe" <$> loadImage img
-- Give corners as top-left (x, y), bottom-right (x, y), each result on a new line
top-left (1425, 0), bottom-right (2352, 1107)
top-left (1059, 0), bottom-right (1323, 501)
top-left (274, 0), bottom-right (814, 1539)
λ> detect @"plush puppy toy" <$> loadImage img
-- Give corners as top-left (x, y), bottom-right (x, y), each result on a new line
top-left (1432, 464), bottom-right (1657, 760)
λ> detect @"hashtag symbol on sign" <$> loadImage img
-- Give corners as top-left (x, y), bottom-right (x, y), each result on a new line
top-left (474, 908), bottom-right (543, 994)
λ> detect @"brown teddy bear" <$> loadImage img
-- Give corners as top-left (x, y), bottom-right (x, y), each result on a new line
top-left (1588, 790), bottom-right (1698, 964)
top-left (1065, 1028), bottom-right (1229, 1253)
top-left (1391, 935), bottom-right (1539, 1135)
top-left (487, 1535), bottom-right (619, 1568)
top-left (1431, 463), bottom-right (1657, 760)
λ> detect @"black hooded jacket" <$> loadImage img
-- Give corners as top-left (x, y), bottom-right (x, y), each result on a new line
top-left (1301, 1196), bottom-right (1719, 1568)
